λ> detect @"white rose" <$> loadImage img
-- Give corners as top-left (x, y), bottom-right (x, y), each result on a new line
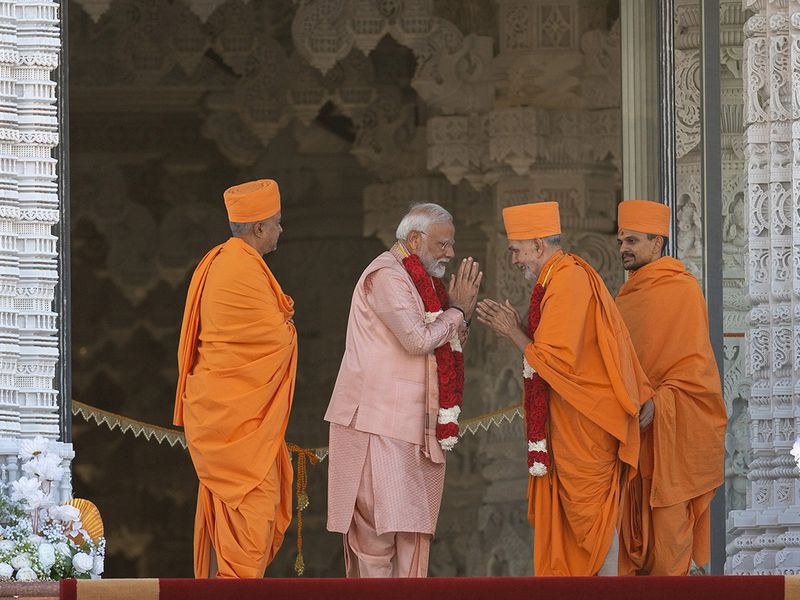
top-left (49, 504), bottom-right (80, 524)
top-left (19, 436), bottom-right (49, 461)
top-left (10, 476), bottom-right (42, 507)
top-left (10, 554), bottom-right (31, 570)
top-left (15, 567), bottom-right (36, 581)
top-left (28, 534), bottom-right (43, 546)
top-left (0, 541), bottom-right (14, 554)
top-left (37, 543), bottom-right (55, 569)
top-left (54, 542), bottom-right (70, 557)
top-left (0, 562), bottom-right (12, 578)
top-left (72, 552), bottom-right (93, 574)
top-left (21, 454), bottom-right (64, 482)
top-left (91, 555), bottom-right (104, 576)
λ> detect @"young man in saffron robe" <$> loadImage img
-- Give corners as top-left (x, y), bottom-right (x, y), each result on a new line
top-left (615, 199), bottom-right (727, 575)
top-left (325, 203), bottom-right (482, 577)
top-left (174, 179), bottom-right (295, 578)
top-left (476, 201), bottom-right (652, 576)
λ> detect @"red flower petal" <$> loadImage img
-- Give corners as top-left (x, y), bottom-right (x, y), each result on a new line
top-left (524, 283), bottom-right (550, 473)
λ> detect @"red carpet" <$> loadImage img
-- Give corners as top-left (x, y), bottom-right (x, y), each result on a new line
top-left (60, 576), bottom-right (792, 600)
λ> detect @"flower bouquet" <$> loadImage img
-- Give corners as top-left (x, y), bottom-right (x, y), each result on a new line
top-left (0, 436), bottom-right (105, 581)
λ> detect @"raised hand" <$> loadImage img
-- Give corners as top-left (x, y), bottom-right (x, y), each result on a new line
top-left (476, 298), bottom-right (520, 337)
top-left (448, 257), bottom-right (483, 320)
top-left (476, 298), bottom-right (532, 353)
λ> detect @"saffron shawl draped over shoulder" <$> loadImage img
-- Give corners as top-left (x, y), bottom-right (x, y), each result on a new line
top-left (174, 237), bottom-right (296, 578)
top-left (616, 257), bottom-right (726, 573)
top-left (525, 252), bottom-right (652, 575)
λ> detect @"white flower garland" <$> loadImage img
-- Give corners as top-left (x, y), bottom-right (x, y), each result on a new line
top-left (425, 310), bottom-right (463, 451)
top-left (522, 356), bottom-right (535, 379)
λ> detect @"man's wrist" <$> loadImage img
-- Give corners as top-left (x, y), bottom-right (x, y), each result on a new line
top-left (450, 305), bottom-right (466, 320)
top-left (509, 327), bottom-right (532, 352)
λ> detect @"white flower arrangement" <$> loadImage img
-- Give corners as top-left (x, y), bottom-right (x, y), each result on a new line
top-left (0, 436), bottom-right (105, 581)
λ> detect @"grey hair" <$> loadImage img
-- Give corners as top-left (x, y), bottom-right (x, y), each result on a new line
top-left (542, 234), bottom-right (561, 247)
top-left (395, 203), bottom-right (453, 241)
top-left (229, 221), bottom-right (255, 236)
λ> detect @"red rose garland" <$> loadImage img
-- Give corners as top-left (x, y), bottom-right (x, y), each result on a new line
top-left (402, 254), bottom-right (464, 450)
top-left (524, 283), bottom-right (550, 476)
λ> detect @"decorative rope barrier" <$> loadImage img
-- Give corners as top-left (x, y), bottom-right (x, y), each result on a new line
top-left (70, 399), bottom-right (525, 575)
top-left (71, 400), bottom-right (525, 458)
top-left (72, 401), bottom-right (188, 448)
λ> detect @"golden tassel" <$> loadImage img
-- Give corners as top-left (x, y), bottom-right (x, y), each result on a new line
top-left (287, 444), bottom-right (319, 576)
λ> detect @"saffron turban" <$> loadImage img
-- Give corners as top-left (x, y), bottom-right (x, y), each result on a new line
top-left (618, 200), bottom-right (670, 237)
top-left (502, 202), bottom-right (561, 240)
top-left (224, 179), bottom-right (281, 223)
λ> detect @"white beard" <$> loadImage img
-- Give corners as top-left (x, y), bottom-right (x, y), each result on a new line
top-left (419, 250), bottom-right (448, 278)
top-left (427, 261), bottom-right (448, 278)
top-left (522, 265), bottom-right (536, 281)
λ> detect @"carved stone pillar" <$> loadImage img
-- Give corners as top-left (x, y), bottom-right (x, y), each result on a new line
top-left (673, 0), bottom-right (705, 285)
top-left (0, 0), bottom-right (73, 500)
top-left (726, 1), bottom-right (800, 575)
top-left (620, 0), bottom-right (660, 200)
top-left (719, 0), bottom-right (750, 527)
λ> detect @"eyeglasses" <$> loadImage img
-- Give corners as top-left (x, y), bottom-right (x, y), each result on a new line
top-left (419, 231), bottom-right (455, 251)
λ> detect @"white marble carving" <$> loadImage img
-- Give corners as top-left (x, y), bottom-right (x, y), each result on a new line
top-left (0, 0), bottom-right (73, 494)
top-left (726, 0), bottom-right (800, 575)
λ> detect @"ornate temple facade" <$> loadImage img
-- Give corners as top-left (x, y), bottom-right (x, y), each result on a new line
top-left (0, 0), bottom-right (794, 577)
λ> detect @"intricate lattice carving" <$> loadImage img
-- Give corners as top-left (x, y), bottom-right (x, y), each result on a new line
top-left (0, 0), bottom-right (74, 498)
top-left (727, 0), bottom-right (800, 575)
top-left (675, 48), bottom-right (702, 159)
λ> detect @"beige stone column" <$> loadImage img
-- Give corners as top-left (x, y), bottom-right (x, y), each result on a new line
top-left (621, 0), bottom-right (661, 200)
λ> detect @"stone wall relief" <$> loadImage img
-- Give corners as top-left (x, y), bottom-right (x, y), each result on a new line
top-left (203, 46), bottom-right (377, 159)
top-left (493, 0), bottom-right (609, 109)
top-left (350, 88), bottom-right (428, 181)
top-left (676, 167), bottom-right (704, 279)
top-left (362, 176), bottom-right (456, 247)
top-left (675, 47), bottom-right (702, 160)
top-left (674, 1), bottom-right (705, 285)
top-left (427, 107), bottom-right (621, 190)
top-left (724, 341), bottom-right (751, 514)
top-left (725, 0), bottom-right (800, 575)
top-left (580, 20), bottom-right (621, 110)
top-left (290, 0), bottom-right (495, 113)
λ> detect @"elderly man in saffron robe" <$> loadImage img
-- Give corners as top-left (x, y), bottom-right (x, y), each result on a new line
top-left (476, 201), bottom-right (653, 576)
top-left (325, 203), bottom-right (483, 577)
top-left (615, 200), bottom-right (727, 575)
top-left (174, 179), bottom-right (295, 578)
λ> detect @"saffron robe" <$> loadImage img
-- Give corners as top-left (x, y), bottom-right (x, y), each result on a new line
top-left (174, 237), bottom-right (295, 578)
top-left (525, 251), bottom-right (653, 576)
top-left (616, 257), bottom-right (727, 575)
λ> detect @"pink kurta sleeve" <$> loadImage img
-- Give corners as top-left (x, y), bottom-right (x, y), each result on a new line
top-left (366, 267), bottom-right (462, 356)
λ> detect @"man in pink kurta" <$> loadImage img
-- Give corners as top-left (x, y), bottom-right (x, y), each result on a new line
top-left (325, 203), bottom-right (482, 577)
